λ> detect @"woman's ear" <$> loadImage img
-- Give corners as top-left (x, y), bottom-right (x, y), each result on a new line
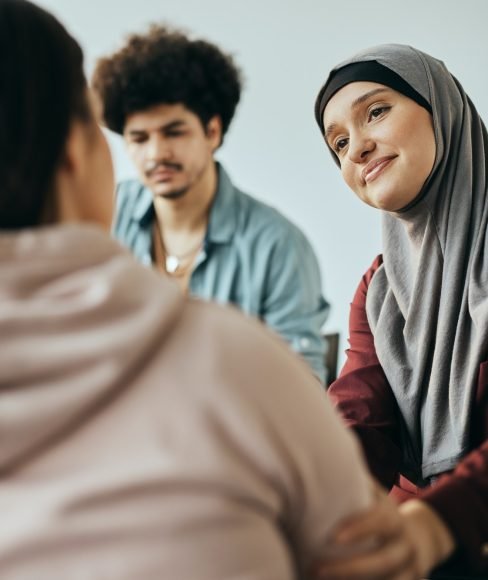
top-left (51, 120), bottom-right (90, 222)
top-left (58, 120), bottom-right (88, 179)
top-left (51, 117), bottom-right (114, 227)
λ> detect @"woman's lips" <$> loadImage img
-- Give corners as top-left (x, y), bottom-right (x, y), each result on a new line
top-left (362, 156), bottom-right (396, 184)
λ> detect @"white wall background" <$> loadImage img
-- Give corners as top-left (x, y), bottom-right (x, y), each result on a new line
top-left (36, 0), bottom-right (488, 363)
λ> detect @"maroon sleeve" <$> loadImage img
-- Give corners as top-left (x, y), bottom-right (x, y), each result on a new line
top-left (418, 362), bottom-right (488, 572)
top-left (420, 443), bottom-right (488, 572)
top-left (328, 255), bottom-right (403, 490)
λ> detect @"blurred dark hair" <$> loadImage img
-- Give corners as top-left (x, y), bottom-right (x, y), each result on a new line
top-left (0, 0), bottom-right (91, 229)
top-left (91, 25), bottom-right (242, 145)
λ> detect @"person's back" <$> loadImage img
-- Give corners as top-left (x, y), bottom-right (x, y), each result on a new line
top-left (0, 225), bottom-right (370, 579)
top-left (0, 1), bottom-right (374, 577)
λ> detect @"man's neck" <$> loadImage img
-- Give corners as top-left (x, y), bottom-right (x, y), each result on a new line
top-left (152, 161), bottom-right (217, 235)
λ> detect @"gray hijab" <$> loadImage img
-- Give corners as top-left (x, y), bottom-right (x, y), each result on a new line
top-left (318, 44), bottom-right (488, 485)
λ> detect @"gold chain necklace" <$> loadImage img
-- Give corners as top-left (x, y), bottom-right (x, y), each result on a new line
top-left (164, 240), bottom-right (203, 274)
top-left (153, 223), bottom-right (204, 275)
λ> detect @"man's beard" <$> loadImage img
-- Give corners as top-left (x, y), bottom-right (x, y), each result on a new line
top-left (158, 186), bottom-right (190, 200)
top-left (145, 161), bottom-right (188, 200)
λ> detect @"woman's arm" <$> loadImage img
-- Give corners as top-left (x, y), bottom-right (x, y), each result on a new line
top-left (321, 255), bottom-right (488, 575)
top-left (313, 482), bottom-right (455, 579)
top-left (328, 255), bottom-right (403, 489)
top-left (419, 441), bottom-right (488, 572)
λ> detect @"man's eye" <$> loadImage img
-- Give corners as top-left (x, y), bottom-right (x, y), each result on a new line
top-left (166, 131), bottom-right (185, 138)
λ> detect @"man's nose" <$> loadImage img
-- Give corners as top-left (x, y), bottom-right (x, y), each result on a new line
top-left (147, 135), bottom-right (172, 162)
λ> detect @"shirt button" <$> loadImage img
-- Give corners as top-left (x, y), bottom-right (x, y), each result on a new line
top-left (299, 337), bottom-right (310, 349)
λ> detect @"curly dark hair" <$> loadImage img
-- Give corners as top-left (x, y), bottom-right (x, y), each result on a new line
top-left (91, 25), bottom-right (242, 144)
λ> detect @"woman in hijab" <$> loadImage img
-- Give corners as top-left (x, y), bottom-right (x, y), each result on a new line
top-left (0, 1), bottom-right (376, 578)
top-left (313, 44), bottom-right (488, 579)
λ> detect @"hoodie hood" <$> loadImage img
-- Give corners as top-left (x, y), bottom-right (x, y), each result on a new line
top-left (0, 224), bottom-right (183, 473)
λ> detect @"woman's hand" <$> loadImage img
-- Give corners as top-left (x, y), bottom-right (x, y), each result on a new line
top-left (312, 483), bottom-right (455, 580)
top-left (399, 499), bottom-right (456, 576)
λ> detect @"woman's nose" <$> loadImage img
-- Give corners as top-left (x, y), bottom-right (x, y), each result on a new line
top-left (348, 133), bottom-right (375, 164)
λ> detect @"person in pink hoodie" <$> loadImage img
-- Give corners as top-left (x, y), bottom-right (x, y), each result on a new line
top-left (1, 1), bottom-right (465, 578)
top-left (0, 1), bottom-right (377, 579)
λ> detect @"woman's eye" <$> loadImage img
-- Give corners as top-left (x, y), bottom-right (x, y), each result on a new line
top-left (368, 105), bottom-right (390, 121)
top-left (334, 137), bottom-right (348, 153)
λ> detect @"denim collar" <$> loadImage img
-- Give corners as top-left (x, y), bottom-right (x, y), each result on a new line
top-left (206, 163), bottom-right (238, 245)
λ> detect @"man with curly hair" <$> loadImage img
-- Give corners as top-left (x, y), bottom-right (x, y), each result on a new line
top-left (92, 25), bottom-right (330, 383)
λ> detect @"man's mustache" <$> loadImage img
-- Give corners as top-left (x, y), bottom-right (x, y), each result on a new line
top-left (145, 161), bottom-right (183, 177)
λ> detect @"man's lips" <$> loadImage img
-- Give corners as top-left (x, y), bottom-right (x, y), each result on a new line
top-left (151, 169), bottom-right (176, 180)
top-left (362, 156), bottom-right (396, 184)
top-left (147, 165), bottom-right (181, 181)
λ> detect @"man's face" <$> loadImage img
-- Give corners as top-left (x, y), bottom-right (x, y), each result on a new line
top-left (123, 103), bottom-right (221, 199)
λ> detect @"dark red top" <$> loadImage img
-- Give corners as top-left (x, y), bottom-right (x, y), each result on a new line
top-left (328, 255), bottom-right (488, 574)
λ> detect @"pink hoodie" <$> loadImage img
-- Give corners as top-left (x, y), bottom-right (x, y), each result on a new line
top-left (0, 225), bottom-right (371, 579)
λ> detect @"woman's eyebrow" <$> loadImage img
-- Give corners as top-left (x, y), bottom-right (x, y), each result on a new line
top-left (325, 122), bottom-right (337, 141)
top-left (351, 87), bottom-right (390, 110)
top-left (324, 87), bottom-right (390, 140)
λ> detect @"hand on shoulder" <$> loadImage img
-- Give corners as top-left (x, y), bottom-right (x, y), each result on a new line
top-left (312, 481), bottom-right (455, 579)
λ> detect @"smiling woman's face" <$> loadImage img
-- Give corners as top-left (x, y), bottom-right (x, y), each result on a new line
top-left (322, 81), bottom-right (436, 212)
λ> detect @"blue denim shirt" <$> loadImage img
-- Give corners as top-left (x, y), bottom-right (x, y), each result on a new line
top-left (113, 164), bottom-right (329, 382)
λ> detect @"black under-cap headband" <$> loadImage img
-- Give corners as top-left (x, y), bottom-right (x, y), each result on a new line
top-left (315, 60), bottom-right (432, 133)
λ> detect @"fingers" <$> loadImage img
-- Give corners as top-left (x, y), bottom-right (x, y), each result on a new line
top-left (313, 534), bottom-right (419, 580)
top-left (333, 493), bottom-right (402, 545)
top-left (312, 488), bottom-right (422, 580)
